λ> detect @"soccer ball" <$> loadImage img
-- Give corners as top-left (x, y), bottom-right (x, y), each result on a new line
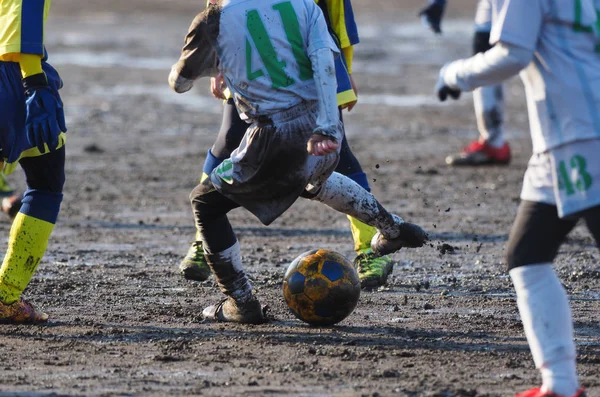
top-left (282, 249), bottom-right (361, 326)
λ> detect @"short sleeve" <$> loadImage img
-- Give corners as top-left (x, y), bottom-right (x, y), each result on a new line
top-left (490, 0), bottom-right (543, 51)
top-left (306, 0), bottom-right (339, 56)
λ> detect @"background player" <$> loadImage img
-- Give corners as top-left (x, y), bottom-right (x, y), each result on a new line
top-left (179, 0), bottom-right (395, 289)
top-left (421, 0), bottom-right (511, 166)
top-left (170, 0), bottom-right (427, 323)
top-left (0, 0), bottom-right (67, 323)
top-left (436, 0), bottom-right (599, 395)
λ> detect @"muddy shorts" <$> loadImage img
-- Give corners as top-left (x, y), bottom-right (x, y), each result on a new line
top-left (520, 138), bottom-right (600, 218)
top-left (210, 101), bottom-right (343, 225)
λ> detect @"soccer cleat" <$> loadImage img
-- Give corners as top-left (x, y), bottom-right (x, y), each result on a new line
top-left (1, 194), bottom-right (23, 220)
top-left (354, 251), bottom-right (394, 289)
top-left (179, 241), bottom-right (211, 281)
top-left (0, 298), bottom-right (48, 324)
top-left (371, 222), bottom-right (428, 257)
top-left (446, 140), bottom-right (511, 166)
top-left (202, 295), bottom-right (266, 324)
top-left (515, 387), bottom-right (586, 397)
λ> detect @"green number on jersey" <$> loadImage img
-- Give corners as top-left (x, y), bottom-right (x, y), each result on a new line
top-left (246, 1), bottom-right (313, 88)
top-left (573, 0), bottom-right (600, 52)
top-left (557, 154), bottom-right (593, 196)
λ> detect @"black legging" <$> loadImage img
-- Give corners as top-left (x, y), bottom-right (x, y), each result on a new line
top-left (211, 99), bottom-right (365, 178)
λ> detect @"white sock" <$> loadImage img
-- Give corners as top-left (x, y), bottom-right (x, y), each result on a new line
top-left (509, 263), bottom-right (579, 396)
top-left (473, 84), bottom-right (505, 148)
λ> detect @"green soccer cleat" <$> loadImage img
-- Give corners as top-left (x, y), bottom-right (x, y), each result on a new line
top-left (179, 241), bottom-right (212, 282)
top-left (354, 251), bottom-right (394, 289)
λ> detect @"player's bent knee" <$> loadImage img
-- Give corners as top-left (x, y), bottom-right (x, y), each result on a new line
top-left (505, 201), bottom-right (573, 271)
top-left (472, 31), bottom-right (492, 55)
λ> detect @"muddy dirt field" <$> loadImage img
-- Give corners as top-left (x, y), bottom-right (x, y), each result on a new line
top-left (0, 0), bottom-right (598, 396)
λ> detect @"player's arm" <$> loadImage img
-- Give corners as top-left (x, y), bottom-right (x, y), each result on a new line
top-left (419, 0), bottom-right (447, 35)
top-left (306, 3), bottom-right (343, 156)
top-left (323, 0), bottom-right (359, 110)
top-left (2, 0), bottom-right (67, 152)
top-left (436, 42), bottom-right (532, 100)
top-left (169, 8), bottom-right (220, 94)
top-left (435, 0), bottom-right (541, 100)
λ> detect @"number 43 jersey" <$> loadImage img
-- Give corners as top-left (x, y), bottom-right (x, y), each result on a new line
top-left (489, 0), bottom-right (600, 154)
top-left (173, 0), bottom-right (339, 120)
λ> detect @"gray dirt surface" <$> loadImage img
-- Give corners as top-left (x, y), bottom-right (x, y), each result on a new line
top-left (0, 0), bottom-right (598, 396)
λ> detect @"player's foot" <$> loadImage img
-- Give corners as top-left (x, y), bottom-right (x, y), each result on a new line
top-left (202, 295), bottom-right (266, 324)
top-left (446, 140), bottom-right (511, 166)
top-left (2, 194), bottom-right (23, 220)
top-left (371, 221), bottom-right (428, 257)
top-left (515, 387), bottom-right (586, 397)
top-left (0, 298), bottom-right (48, 324)
top-left (179, 241), bottom-right (211, 281)
top-left (354, 251), bottom-right (394, 289)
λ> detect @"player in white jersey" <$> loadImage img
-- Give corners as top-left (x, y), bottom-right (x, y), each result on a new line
top-left (421, 0), bottom-right (511, 166)
top-left (436, 0), bottom-right (599, 396)
top-left (169, 0), bottom-right (427, 323)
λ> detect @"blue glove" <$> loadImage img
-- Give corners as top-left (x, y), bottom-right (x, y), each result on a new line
top-left (23, 73), bottom-right (67, 153)
top-left (419, 0), bottom-right (447, 34)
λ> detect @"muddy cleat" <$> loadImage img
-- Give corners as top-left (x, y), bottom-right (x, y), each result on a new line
top-left (179, 241), bottom-right (211, 281)
top-left (0, 299), bottom-right (48, 324)
top-left (515, 387), bottom-right (586, 397)
top-left (1, 194), bottom-right (23, 221)
top-left (354, 251), bottom-right (394, 289)
top-left (446, 140), bottom-right (511, 166)
top-left (371, 222), bottom-right (428, 257)
top-left (202, 295), bottom-right (266, 324)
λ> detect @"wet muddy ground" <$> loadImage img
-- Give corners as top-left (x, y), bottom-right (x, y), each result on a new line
top-left (0, 0), bottom-right (598, 396)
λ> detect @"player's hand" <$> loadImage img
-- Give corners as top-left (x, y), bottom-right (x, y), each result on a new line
top-left (168, 65), bottom-right (194, 93)
top-left (435, 65), bottom-right (461, 101)
top-left (23, 73), bottom-right (67, 153)
top-left (419, 0), bottom-right (446, 35)
top-left (307, 133), bottom-right (339, 156)
top-left (342, 74), bottom-right (358, 112)
top-left (210, 72), bottom-right (227, 100)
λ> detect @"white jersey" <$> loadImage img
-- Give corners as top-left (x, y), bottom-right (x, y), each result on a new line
top-left (490, 0), bottom-right (600, 153)
top-left (216, 0), bottom-right (338, 119)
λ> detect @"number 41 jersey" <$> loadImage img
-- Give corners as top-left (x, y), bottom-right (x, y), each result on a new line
top-left (173, 0), bottom-right (339, 120)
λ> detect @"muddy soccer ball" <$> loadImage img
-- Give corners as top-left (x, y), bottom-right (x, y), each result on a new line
top-left (282, 249), bottom-right (360, 326)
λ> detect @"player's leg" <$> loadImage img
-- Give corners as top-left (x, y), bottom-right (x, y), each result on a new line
top-left (506, 201), bottom-right (584, 397)
top-left (179, 98), bottom-right (247, 281)
top-left (446, 0), bottom-right (510, 166)
top-left (0, 148), bottom-right (65, 323)
top-left (335, 130), bottom-right (395, 288)
top-left (305, 172), bottom-right (427, 256)
top-left (0, 172), bottom-right (23, 220)
top-left (189, 180), bottom-right (264, 324)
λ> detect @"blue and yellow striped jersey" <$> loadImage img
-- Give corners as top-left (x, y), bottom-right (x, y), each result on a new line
top-left (0, 0), bottom-right (51, 57)
top-left (315, 0), bottom-right (358, 106)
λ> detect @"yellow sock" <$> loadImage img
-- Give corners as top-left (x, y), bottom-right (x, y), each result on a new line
top-left (0, 213), bottom-right (54, 304)
top-left (348, 216), bottom-right (377, 253)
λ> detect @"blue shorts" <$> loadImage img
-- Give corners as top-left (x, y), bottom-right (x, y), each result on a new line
top-left (0, 60), bottom-right (66, 173)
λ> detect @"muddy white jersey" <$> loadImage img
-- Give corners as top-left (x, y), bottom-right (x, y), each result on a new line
top-left (490, 0), bottom-right (600, 153)
top-left (217, 0), bottom-right (338, 119)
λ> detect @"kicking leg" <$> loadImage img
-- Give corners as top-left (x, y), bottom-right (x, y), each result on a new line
top-left (307, 172), bottom-right (427, 257)
top-left (189, 180), bottom-right (264, 324)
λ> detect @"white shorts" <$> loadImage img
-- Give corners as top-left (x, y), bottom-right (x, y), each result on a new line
top-left (521, 139), bottom-right (600, 218)
top-left (474, 0), bottom-right (492, 32)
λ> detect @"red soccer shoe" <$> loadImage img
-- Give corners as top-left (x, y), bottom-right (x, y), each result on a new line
top-left (446, 140), bottom-right (511, 166)
top-left (515, 387), bottom-right (586, 397)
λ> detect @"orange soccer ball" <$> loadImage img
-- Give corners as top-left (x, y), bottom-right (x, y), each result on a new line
top-left (282, 249), bottom-right (360, 326)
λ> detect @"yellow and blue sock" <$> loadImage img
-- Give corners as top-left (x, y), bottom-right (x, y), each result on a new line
top-left (0, 190), bottom-right (61, 304)
top-left (343, 172), bottom-right (378, 253)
